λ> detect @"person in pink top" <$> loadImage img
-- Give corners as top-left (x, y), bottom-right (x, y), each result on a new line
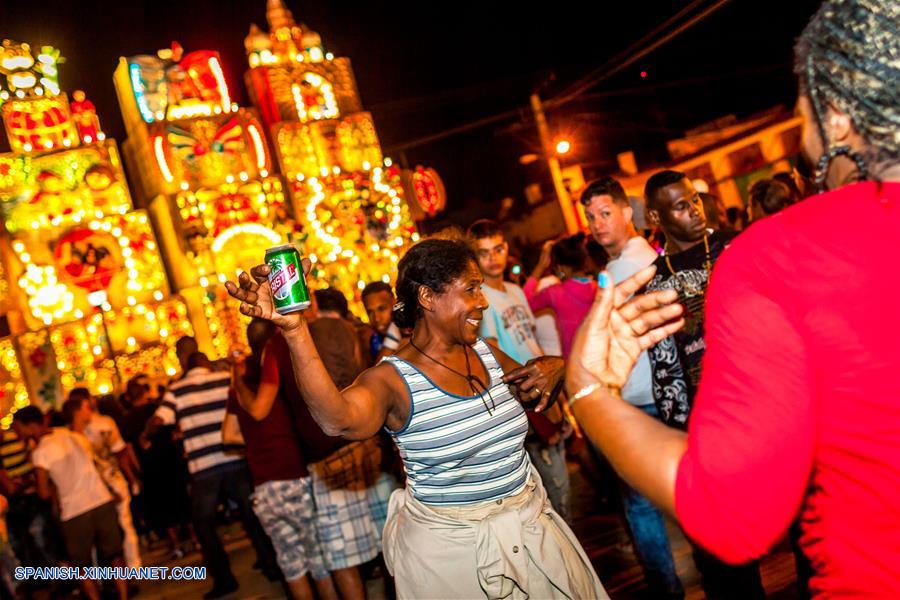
top-left (567, 1), bottom-right (900, 597)
top-left (523, 234), bottom-right (597, 358)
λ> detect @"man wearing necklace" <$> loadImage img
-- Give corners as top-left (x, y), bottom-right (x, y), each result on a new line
top-left (644, 170), bottom-right (763, 599)
top-left (643, 170), bottom-right (736, 430)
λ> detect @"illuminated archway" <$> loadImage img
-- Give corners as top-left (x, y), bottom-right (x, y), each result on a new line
top-left (211, 223), bottom-right (283, 280)
top-left (291, 72), bottom-right (338, 122)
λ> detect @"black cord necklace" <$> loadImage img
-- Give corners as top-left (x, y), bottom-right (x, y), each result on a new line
top-left (408, 339), bottom-right (495, 415)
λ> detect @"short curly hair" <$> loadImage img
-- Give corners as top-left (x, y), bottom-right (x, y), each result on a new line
top-left (749, 179), bottom-right (797, 217)
top-left (393, 239), bottom-right (478, 329)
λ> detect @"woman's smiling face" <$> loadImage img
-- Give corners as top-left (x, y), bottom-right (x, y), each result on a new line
top-left (427, 260), bottom-right (488, 345)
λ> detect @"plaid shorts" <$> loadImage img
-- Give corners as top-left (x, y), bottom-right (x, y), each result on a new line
top-left (310, 437), bottom-right (400, 570)
top-left (368, 470), bottom-right (397, 535)
top-left (251, 478), bottom-right (328, 581)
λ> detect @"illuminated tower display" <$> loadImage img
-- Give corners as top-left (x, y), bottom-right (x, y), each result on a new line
top-left (243, 0), bottom-right (422, 305)
top-left (113, 42), bottom-right (294, 356)
top-left (0, 40), bottom-right (192, 424)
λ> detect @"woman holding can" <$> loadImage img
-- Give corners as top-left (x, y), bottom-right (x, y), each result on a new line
top-left (226, 239), bottom-right (679, 598)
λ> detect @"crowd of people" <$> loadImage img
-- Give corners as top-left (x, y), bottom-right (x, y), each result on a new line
top-left (3, 292), bottom-right (407, 600)
top-left (1, 1), bottom-right (898, 599)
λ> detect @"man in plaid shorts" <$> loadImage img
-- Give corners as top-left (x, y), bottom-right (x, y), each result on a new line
top-left (292, 289), bottom-right (396, 598)
top-left (228, 319), bottom-right (337, 600)
top-left (270, 290), bottom-right (399, 599)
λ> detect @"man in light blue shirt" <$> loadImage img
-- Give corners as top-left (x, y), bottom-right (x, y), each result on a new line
top-left (582, 177), bottom-right (683, 599)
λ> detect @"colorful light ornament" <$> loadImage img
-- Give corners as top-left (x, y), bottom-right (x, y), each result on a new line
top-left (0, 339), bottom-right (30, 430)
top-left (70, 90), bottom-right (102, 144)
top-left (151, 114), bottom-right (269, 190)
top-left (0, 38), bottom-right (183, 425)
top-left (11, 211), bottom-right (167, 327)
top-left (2, 96), bottom-right (79, 153)
top-left (408, 166), bottom-right (446, 219)
top-left (291, 72), bottom-right (338, 122)
top-left (53, 228), bottom-right (122, 292)
top-left (0, 40), bottom-right (61, 101)
top-left (291, 165), bottom-right (417, 305)
top-left (126, 47), bottom-right (233, 124)
top-left (0, 144), bottom-right (131, 234)
top-left (246, 123), bottom-right (268, 170)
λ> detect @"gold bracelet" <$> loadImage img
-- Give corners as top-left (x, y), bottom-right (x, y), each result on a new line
top-left (569, 382), bottom-right (621, 405)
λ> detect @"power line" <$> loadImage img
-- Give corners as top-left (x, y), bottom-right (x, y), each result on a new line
top-left (384, 0), bottom-right (732, 153)
top-left (549, 0), bottom-right (714, 103)
top-left (575, 63), bottom-right (790, 101)
top-left (494, 63), bottom-right (790, 136)
top-left (546, 0), bottom-right (732, 108)
top-left (386, 107), bottom-right (526, 154)
top-left (367, 72), bottom-right (543, 117)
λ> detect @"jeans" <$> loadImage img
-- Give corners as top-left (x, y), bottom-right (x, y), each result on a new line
top-left (190, 461), bottom-right (278, 585)
top-left (618, 404), bottom-right (684, 599)
top-left (524, 439), bottom-right (571, 522)
top-left (7, 493), bottom-right (63, 569)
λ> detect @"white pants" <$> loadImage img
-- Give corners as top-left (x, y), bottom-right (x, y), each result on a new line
top-left (108, 474), bottom-right (141, 568)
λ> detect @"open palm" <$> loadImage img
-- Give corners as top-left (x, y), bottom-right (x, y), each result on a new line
top-left (568, 266), bottom-right (685, 394)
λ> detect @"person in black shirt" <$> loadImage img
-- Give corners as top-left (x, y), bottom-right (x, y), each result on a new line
top-left (644, 171), bottom-right (738, 429)
top-left (121, 378), bottom-right (192, 560)
top-left (644, 170), bottom-right (762, 600)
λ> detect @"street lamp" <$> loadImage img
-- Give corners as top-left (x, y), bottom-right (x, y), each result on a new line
top-left (555, 139), bottom-right (572, 155)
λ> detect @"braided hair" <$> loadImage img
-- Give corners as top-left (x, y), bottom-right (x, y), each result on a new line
top-left (794, 0), bottom-right (900, 180)
top-left (393, 239), bottom-right (478, 329)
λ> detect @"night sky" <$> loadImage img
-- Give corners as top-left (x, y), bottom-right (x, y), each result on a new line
top-left (0, 0), bottom-right (821, 224)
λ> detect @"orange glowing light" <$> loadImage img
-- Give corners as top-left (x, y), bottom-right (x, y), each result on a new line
top-left (153, 135), bottom-right (174, 182)
top-left (247, 123), bottom-right (267, 170)
top-left (207, 57), bottom-right (231, 114)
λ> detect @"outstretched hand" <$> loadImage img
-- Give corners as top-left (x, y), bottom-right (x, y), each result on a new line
top-left (223, 258), bottom-right (312, 333)
top-left (567, 266), bottom-right (685, 396)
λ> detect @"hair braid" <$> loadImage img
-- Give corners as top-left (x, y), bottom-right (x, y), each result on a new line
top-left (794, 0), bottom-right (900, 177)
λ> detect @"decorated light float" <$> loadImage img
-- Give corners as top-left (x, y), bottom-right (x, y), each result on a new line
top-left (0, 40), bottom-right (191, 425)
top-left (114, 41), bottom-right (294, 357)
top-left (243, 0), bottom-right (427, 307)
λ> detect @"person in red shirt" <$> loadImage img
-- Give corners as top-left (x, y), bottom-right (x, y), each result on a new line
top-left (566, 1), bottom-right (900, 597)
top-left (226, 318), bottom-right (337, 600)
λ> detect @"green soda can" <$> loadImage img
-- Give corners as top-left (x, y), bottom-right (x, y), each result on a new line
top-left (265, 244), bottom-right (311, 314)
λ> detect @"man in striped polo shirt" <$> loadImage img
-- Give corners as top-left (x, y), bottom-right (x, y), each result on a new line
top-left (150, 351), bottom-right (277, 599)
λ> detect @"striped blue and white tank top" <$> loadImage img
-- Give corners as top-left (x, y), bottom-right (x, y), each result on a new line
top-left (382, 338), bottom-right (531, 505)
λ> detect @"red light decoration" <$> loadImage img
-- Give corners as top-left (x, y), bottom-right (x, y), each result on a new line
top-left (410, 166), bottom-right (446, 218)
top-left (2, 96), bottom-right (79, 153)
top-left (53, 228), bottom-right (122, 292)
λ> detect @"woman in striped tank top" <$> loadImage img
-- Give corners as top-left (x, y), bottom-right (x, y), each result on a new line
top-left (227, 239), bottom-right (606, 599)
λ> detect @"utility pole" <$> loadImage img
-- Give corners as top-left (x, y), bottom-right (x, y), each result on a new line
top-left (530, 92), bottom-right (579, 234)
